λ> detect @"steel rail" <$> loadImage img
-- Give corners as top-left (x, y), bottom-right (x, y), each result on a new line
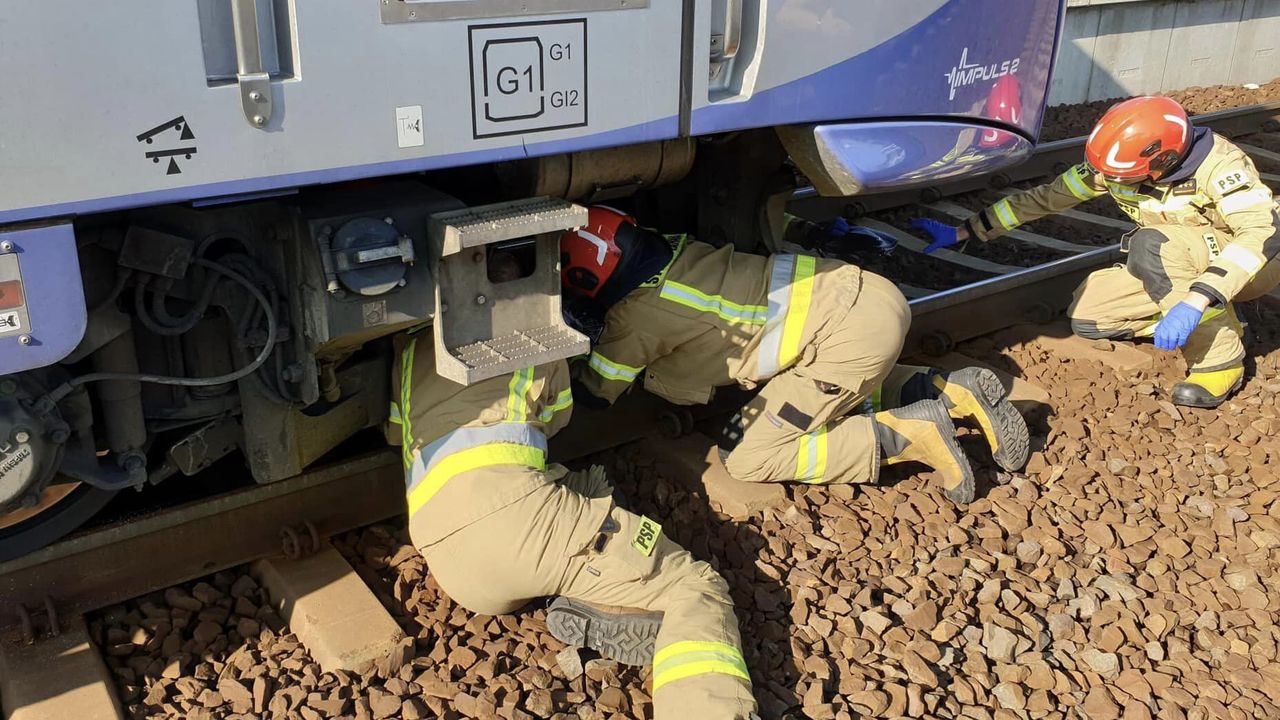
top-left (0, 451), bottom-right (404, 640)
top-left (796, 102), bottom-right (1280, 357)
top-left (904, 245), bottom-right (1123, 357)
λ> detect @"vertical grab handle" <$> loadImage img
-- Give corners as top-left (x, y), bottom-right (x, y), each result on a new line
top-left (710, 0), bottom-right (742, 62)
top-left (232, 0), bottom-right (273, 128)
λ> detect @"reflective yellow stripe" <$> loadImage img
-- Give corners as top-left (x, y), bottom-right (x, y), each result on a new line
top-left (538, 388), bottom-right (574, 423)
top-left (652, 640), bottom-right (750, 692)
top-left (388, 402), bottom-right (403, 426)
top-left (758, 255), bottom-right (818, 377)
top-left (779, 255), bottom-right (816, 368)
top-left (400, 339), bottom-right (417, 468)
top-left (654, 640), bottom-right (744, 665)
top-left (1062, 167), bottom-right (1101, 201)
top-left (1200, 306), bottom-right (1227, 324)
top-left (587, 351), bottom-right (643, 382)
top-left (505, 366), bottom-right (534, 422)
top-left (406, 443), bottom-right (546, 516)
top-left (992, 199), bottom-right (1019, 230)
top-left (659, 281), bottom-right (768, 325)
top-left (794, 426), bottom-right (829, 484)
top-left (654, 660), bottom-right (752, 691)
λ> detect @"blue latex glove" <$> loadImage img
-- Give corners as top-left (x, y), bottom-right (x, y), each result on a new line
top-left (828, 215), bottom-right (852, 237)
top-left (1153, 302), bottom-right (1204, 351)
top-left (824, 217), bottom-right (898, 255)
top-left (909, 218), bottom-right (961, 254)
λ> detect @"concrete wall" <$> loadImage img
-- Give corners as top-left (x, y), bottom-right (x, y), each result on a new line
top-left (1049, 0), bottom-right (1280, 104)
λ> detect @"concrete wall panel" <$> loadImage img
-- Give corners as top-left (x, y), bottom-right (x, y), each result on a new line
top-left (1230, 0), bottom-right (1280, 84)
top-left (1165, 0), bottom-right (1243, 89)
top-left (1050, 8), bottom-right (1103, 104)
top-left (1049, 0), bottom-right (1278, 104)
top-left (1087, 1), bottom-right (1177, 100)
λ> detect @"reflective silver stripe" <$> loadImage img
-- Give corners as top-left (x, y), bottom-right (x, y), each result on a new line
top-left (1219, 186), bottom-right (1273, 214)
top-left (658, 282), bottom-right (768, 325)
top-left (1220, 244), bottom-right (1264, 275)
top-left (1062, 167), bottom-right (1099, 201)
top-left (407, 423), bottom-right (548, 493)
top-left (757, 255), bottom-right (796, 377)
top-left (587, 351), bottom-right (643, 382)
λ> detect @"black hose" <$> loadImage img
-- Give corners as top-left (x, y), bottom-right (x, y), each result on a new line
top-left (133, 268), bottom-right (222, 337)
top-left (46, 258), bottom-right (278, 404)
top-left (152, 271), bottom-right (219, 331)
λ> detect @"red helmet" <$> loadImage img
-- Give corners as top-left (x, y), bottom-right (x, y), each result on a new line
top-left (560, 206), bottom-right (635, 298)
top-left (1085, 96), bottom-right (1191, 181)
top-left (979, 76), bottom-right (1022, 148)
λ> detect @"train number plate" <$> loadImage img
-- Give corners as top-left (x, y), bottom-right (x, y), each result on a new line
top-left (468, 19), bottom-right (587, 139)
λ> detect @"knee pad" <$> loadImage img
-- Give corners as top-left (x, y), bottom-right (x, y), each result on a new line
top-left (1124, 228), bottom-right (1174, 302)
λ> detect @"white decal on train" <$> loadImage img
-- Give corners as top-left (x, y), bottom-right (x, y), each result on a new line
top-left (944, 47), bottom-right (1020, 101)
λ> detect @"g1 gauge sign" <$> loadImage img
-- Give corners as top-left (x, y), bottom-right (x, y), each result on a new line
top-left (468, 19), bottom-right (588, 139)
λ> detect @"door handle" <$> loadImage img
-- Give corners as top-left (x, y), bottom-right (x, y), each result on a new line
top-left (232, 0), bottom-right (274, 128)
top-left (711, 0), bottom-right (742, 62)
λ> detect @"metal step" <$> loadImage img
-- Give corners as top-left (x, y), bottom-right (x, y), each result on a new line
top-left (432, 197), bottom-right (589, 255)
top-left (428, 197), bottom-right (590, 385)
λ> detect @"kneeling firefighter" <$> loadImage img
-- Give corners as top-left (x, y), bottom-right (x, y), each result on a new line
top-left (911, 96), bottom-right (1280, 408)
top-left (558, 206), bottom-right (1031, 505)
top-left (390, 335), bottom-right (756, 719)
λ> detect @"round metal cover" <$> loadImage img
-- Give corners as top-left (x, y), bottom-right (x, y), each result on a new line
top-left (333, 217), bottom-right (407, 296)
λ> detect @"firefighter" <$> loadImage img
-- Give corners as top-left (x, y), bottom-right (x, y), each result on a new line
top-left (390, 336), bottom-right (756, 719)
top-left (559, 207), bottom-right (1031, 505)
top-left (911, 96), bottom-right (1280, 408)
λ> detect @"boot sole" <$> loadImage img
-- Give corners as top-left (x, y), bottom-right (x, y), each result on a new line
top-left (950, 367), bottom-right (1030, 473)
top-left (545, 597), bottom-right (661, 667)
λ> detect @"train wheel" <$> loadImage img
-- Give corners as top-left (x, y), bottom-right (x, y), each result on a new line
top-left (0, 481), bottom-right (116, 563)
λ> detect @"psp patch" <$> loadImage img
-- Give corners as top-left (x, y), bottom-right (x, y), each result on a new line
top-left (631, 516), bottom-right (663, 557)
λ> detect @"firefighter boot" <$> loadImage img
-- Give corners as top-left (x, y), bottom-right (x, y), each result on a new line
top-left (931, 368), bottom-right (1030, 472)
top-left (546, 597), bottom-right (663, 666)
top-left (874, 399), bottom-right (976, 504)
top-left (1171, 365), bottom-right (1244, 409)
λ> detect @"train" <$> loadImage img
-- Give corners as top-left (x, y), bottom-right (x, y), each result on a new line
top-left (0, 0), bottom-right (1065, 560)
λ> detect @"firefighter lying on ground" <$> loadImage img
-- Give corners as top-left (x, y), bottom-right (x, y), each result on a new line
top-left (390, 338), bottom-right (757, 720)
top-left (558, 206), bottom-right (1032, 507)
top-left (912, 96), bottom-right (1280, 408)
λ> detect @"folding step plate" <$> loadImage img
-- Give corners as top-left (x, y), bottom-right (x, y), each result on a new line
top-left (428, 197), bottom-right (590, 384)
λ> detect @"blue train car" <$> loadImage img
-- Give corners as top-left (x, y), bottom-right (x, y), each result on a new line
top-left (0, 0), bottom-right (1065, 557)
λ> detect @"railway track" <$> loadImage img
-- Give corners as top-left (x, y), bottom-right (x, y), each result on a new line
top-left (2, 102), bottom-right (1279, 720)
top-left (796, 102), bottom-right (1280, 358)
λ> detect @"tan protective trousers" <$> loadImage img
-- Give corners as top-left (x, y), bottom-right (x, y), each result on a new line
top-left (1068, 224), bottom-right (1280, 371)
top-left (724, 272), bottom-right (913, 486)
top-left (414, 467), bottom-right (756, 719)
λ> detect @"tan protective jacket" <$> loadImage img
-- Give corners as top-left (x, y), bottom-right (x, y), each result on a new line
top-left (967, 132), bottom-right (1279, 304)
top-left (388, 334), bottom-right (581, 545)
top-left (578, 236), bottom-right (861, 406)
